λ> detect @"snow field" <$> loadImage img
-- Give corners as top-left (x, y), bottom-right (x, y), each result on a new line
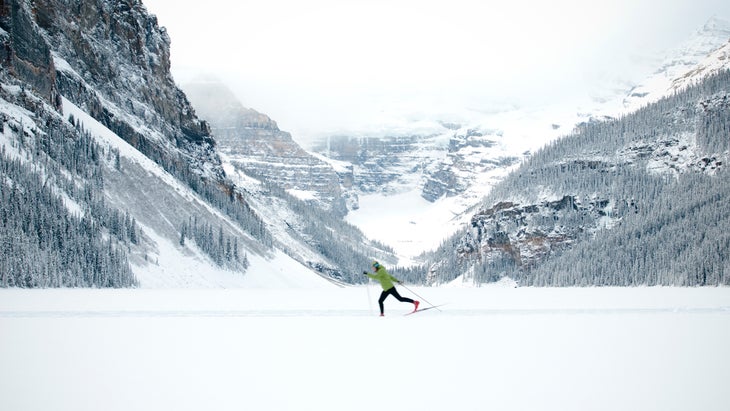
top-left (1, 286), bottom-right (728, 411)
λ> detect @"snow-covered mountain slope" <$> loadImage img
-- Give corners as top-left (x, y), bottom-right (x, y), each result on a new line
top-left (621, 16), bottom-right (730, 112)
top-left (0, 0), bottom-right (374, 288)
top-left (182, 80), bottom-right (397, 283)
top-left (301, 104), bottom-right (580, 261)
top-left (307, 17), bottom-right (730, 263)
top-left (670, 38), bottom-right (730, 93)
top-left (4, 0), bottom-right (728, 287)
top-left (0, 73), bottom-right (338, 288)
top-left (427, 67), bottom-right (730, 286)
top-left (62, 97), bottom-right (338, 288)
top-left (183, 79), bottom-right (349, 214)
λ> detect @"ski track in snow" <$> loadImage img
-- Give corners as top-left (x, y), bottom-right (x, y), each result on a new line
top-left (2, 307), bottom-right (728, 319)
top-left (2, 287), bottom-right (729, 411)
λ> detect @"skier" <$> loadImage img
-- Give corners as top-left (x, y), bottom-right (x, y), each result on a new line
top-left (364, 261), bottom-right (419, 316)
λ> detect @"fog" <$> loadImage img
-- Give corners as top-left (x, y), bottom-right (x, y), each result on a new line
top-left (143, 0), bottom-right (730, 141)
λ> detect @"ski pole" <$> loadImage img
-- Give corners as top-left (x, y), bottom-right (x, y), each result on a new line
top-left (365, 277), bottom-right (373, 315)
top-left (398, 283), bottom-right (441, 311)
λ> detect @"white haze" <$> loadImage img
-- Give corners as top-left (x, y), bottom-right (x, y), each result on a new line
top-left (143, 0), bottom-right (730, 142)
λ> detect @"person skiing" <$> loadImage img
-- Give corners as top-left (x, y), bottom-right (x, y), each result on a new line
top-left (364, 261), bottom-right (419, 316)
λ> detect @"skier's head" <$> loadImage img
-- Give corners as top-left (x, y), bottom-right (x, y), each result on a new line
top-left (372, 261), bottom-right (381, 270)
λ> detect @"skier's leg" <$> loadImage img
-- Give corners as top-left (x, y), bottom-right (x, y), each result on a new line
top-left (378, 290), bottom-right (389, 315)
top-left (390, 287), bottom-right (414, 304)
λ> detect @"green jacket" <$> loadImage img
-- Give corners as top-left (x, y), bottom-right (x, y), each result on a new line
top-left (367, 267), bottom-right (399, 290)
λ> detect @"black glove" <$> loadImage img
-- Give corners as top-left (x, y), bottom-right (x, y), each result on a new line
top-left (362, 271), bottom-right (368, 275)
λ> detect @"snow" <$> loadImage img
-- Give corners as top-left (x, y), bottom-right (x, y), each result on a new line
top-left (336, 18), bottom-right (730, 261)
top-left (129, 220), bottom-right (335, 289)
top-left (309, 151), bottom-right (352, 173)
top-left (61, 96), bottom-right (341, 288)
top-left (0, 94), bottom-right (40, 161)
top-left (286, 188), bottom-right (318, 201)
top-left (61, 97), bottom-right (191, 203)
top-left (346, 190), bottom-right (468, 262)
top-left (340, 102), bottom-right (600, 263)
top-left (1, 286), bottom-right (728, 411)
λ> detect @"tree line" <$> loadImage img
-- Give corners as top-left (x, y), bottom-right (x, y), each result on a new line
top-left (179, 216), bottom-right (249, 271)
top-left (0, 109), bottom-right (137, 287)
top-left (425, 69), bottom-right (730, 286)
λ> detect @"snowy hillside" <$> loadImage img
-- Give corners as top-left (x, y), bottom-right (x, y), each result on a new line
top-left (621, 16), bottom-right (730, 112)
top-left (670, 37), bottom-right (730, 93)
top-left (62, 97), bottom-right (336, 288)
top-left (427, 68), bottom-right (730, 286)
top-left (183, 79), bottom-right (349, 214)
top-left (0, 0), bottom-right (378, 288)
top-left (317, 17), bottom-right (730, 262)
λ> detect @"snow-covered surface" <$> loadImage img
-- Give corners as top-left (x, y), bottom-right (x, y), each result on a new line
top-left (133, 226), bottom-right (335, 289)
top-left (286, 188), bottom-right (318, 201)
top-left (347, 190), bottom-right (469, 261)
top-left (1, 286), bottom-right (728, 411)
top-left (0, 93), bottom-right (41, 161)
top-left (61, 96), bottom-right (337, 288)
top-left (337, 19), bottom-right (730, 263)
top-left (61, 97), bottom-right (199, 208)
top-left (621, 18), bottom-right (730, 113)
top-left (670, 38), bottom-right (730, 92)
top-left (343, 104), bottom-right (581, 262)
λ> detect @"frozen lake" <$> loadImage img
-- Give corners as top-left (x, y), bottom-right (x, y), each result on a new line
top-left (1, 286), bottom-right (729, 411)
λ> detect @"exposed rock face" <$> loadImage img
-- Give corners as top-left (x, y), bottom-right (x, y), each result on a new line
top-left (0, 0), bottom-right (386, 286)
top-left (184, 80), bottom-right (349, 214)
top-left (430, 63), bottom-right (730, 286)
top-left (422, 129), bottom-right (522, 202)
top-left (318, 134), bottom-right (423, 195)
top-left (460, 196), bottom-right (616, 272)
top-left (10, 0), bottom-right (223, 183)
top-left (0, 0), bottom-right (60, 109)
top-left (315, 127), bottom-right (526, 204)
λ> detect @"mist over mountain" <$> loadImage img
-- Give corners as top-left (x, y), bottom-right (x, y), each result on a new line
top-left (621, 16), bottom-right (730, 112)
top-left (183, 79), bottom-right (351, 215)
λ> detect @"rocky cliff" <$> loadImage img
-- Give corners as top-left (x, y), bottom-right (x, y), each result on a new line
top-left (21, 0), bottom-right (222, 184)
top-left (421, 128), bottom-right (523, 202)
top-left (183, 79), bottom-right (350, 214)
top-left (311, 122), bottom-right (530, 209)
top-left (429, 67), bottom-right (730, 286)
top-left (457, 195), bottom-right (618, 276)
top-left (316, 134), bottom-right (429, 196)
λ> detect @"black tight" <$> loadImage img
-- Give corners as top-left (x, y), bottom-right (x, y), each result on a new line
top-left (378, 287), bottom-right (414, 314)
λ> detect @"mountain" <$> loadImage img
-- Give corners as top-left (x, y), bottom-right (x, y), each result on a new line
top-left (0, 0), bottom-right (383, 288)
top-left (181, 79), bottom-right (396, 283)
top-left (670, 37), bottom-right (730, 93)
top-left (1, 0), bottom-right (268, 287)
top-left (3, 0), bottom-right (728, 288)
top-left (313, 125), bottom-right (528, 203)
top-left (183, 79), bottom-right (352, 215)
top-left (425, 67), bottom-right (730, 286)
top-left (305, 17), bottom-right (730, 262)
top-left (621, 16), bottom-right (730, 112)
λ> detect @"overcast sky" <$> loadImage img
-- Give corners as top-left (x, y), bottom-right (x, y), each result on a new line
top-left (143, 0), bottom-right (730, 139)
